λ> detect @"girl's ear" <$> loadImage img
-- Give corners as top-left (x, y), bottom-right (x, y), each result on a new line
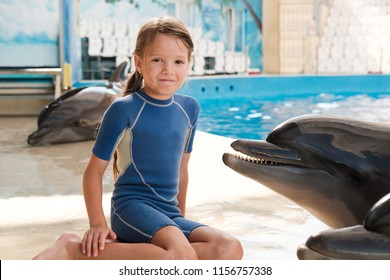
top-left (134, 55), bottom-right (142, 74)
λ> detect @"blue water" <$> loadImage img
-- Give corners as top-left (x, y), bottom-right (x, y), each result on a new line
top-left (196, 92), bottom-right (390, 140)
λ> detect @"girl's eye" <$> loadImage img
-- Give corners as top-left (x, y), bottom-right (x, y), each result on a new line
top-left (153, 58), bottom-right (162, 62)
top-left (176, 60), bottom-right (185, 64)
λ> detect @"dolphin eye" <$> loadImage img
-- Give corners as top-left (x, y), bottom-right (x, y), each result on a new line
top-left (349, 170), bottom-right (367, 185)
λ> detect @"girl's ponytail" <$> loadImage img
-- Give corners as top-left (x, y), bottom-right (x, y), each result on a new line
top-left (121, 70), bottom-right (144, 96)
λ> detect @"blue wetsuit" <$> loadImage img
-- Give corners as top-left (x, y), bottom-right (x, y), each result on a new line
top-left (93, 90), bottom-right (205, 243)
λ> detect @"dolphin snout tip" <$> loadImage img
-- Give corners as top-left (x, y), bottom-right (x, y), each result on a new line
top-left (222, 153), bottom-right (230, 166)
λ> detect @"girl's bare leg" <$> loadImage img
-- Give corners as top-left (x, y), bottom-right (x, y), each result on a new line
top-left (33, 226), bottom-right (197, 260)
top-left (189, 226), bottom-right (243, 260)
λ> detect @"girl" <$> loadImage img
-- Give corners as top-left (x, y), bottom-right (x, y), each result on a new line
top-left (33, 16), bottom-right (243, 260)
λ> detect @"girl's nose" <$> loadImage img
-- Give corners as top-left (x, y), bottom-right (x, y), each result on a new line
top-left (162, 62), bottom-right (173, 74)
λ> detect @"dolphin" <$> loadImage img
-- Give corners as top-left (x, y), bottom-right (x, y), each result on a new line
top-left (27, 62), bottom-right (127, 145)
top-left (297, 192), bottom-right (390, 259)
top-left (222, 114), bottom-right (390, 229)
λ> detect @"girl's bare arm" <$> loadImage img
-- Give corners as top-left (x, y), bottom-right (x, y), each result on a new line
top-left (82, 154), bottom-right (116, 257)
top-left (177, 153), bottom-right (191, 217)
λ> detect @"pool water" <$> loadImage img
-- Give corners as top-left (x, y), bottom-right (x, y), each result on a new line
top-left (196, 92), bottom-right (390, 140)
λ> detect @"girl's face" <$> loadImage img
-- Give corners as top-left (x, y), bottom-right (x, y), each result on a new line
top-left (135, 33), bottom-right (190, 100)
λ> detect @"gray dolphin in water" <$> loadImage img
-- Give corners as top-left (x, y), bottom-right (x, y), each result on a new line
top-left (222, 114), bottom-right (390, 229)
top-left (27, 62), bottom-right (127, 145)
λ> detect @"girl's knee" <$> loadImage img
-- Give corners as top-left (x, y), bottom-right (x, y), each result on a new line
top-left (32, 233), bottom-right (81, 260)
top-left (168, 245), bottom-right (198, 260)
top-left (214, 234), bottom-right (243, 260)
top-left (152, 226), bottom-right (199, 260)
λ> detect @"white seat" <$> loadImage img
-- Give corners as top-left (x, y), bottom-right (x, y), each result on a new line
top-left (214, 55), bottom-right (225, 73)
top-left (339, 57), bottom-right (354, 73)
top-left (234, 53), bottom-right (246, 73)
top-left (206, 41), bottom-right (216, 57)
top-left (114, 21), bottom-right (128, 38)
top-left (317, 46), bottom-right (330, 59)
top-left (366, 57), bottom-right (381, 73)
top-left (101, 37), bottom-right (117, 57)
top-left (128, 23), bottom-right (140, 40)
top-left (87, 36), bottom-right (102, 56)
top-left (344, 46), bottom-right (358, 59)
top-left (330, 45), bottom-right (343, 60)
top-left (87, 20), bottom-right (101, 37)
top-left (195, 39), bottom-right (208, 56)
top-left (215, 41), bottom-right (225, 55)
top-left (101, 20), bottom-right (114, 37)
top-left (191, 55), bottom-right (205, 75)
top-left (224, 51), bottom-right (236, 73)
top-left (332, 34), bottom-right (345, 47)
top-left (352, 58), bottom-right (367, 73)
top-left (116, 36), bottom-right (132, 56)
top-left (192, 27), bottom-right (202, 41)
top-left (366, 45), bottom-right (381, 57)
top-left (325, 58), bottom-right (339, 73)
top-left (316, 57), bottom-right (328, 73)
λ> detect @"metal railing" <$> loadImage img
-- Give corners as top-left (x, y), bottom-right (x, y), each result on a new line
top-left (0, 68), bottom-right (62, 98)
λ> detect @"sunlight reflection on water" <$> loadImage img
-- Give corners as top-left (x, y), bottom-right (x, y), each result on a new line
top-left (198, 93), bottom-right (390, 140)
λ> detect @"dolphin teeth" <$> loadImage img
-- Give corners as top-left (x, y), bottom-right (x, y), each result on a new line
top-left (232, 153), bottom-right (279, 165)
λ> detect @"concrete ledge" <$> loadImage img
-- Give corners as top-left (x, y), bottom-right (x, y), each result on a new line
top-left (0, 95), bottom-right (52, 116)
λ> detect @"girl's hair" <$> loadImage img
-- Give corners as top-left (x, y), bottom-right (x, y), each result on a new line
top-left (121, 16), bottom-right (194, 96)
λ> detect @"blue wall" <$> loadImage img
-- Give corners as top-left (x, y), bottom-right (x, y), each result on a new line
top-left (182, 74), bottom-right (390, 99)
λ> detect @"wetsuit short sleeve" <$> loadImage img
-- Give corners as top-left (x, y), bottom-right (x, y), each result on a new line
top-left (179, 96), bottom-right (200, 153)
top-left (92, 100), bottom-right (129, 161)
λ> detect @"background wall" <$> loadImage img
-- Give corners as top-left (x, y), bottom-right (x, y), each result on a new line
top-left (0, 0), bottom-right (60, 67)
top-left (78, 0), bottom-right (263, 74)
top-left (0, 0), bottom-right (263, 77)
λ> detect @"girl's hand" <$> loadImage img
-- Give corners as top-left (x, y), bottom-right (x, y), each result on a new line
top-left (81, 226), bottom-right (117, 257)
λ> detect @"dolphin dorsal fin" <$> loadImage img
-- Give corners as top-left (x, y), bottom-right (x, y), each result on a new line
top-left (108, 61), bottom-right (128, 83)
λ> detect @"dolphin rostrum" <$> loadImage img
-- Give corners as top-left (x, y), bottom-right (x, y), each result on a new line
top-left (222, 114), bottom-right (390, 229)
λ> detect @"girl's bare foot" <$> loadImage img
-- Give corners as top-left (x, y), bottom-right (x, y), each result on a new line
top-left (33, 233), bottom-right (81, 260)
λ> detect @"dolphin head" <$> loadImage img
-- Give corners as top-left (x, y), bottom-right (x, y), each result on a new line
top-left (223, 114), bottom-right (390, 228)
top-left (27, 62), bottom-right (127, 145)
top-left (27, 86), bottom-right (117, 145)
